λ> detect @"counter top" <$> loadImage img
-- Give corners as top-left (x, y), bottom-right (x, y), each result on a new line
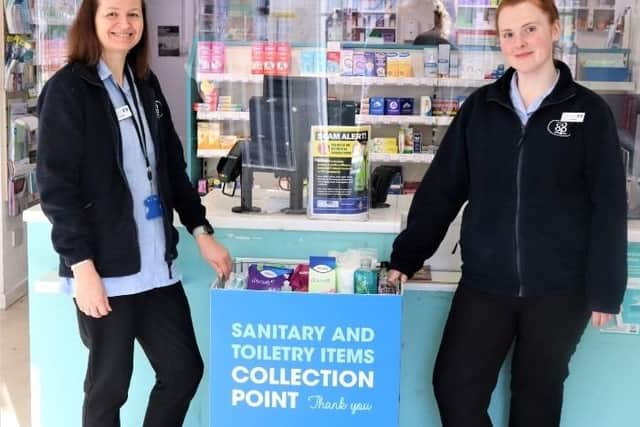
top-left (23, 190), bottom-right (412, 234)
top-left (23, 190), bottom-right (640, 235)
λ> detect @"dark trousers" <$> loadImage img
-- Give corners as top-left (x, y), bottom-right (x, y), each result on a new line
top-left (75, 282), bottom-right (204, 427)
top-left (433, 286), bottom-right (591, 427)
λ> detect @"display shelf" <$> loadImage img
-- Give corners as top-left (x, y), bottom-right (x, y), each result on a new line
top-left (330, 76), bottom-right (438, 86)
top-left (196, 72), bottom-right (263, 83)
top-left (369, 152), bottom-right (435, 163)
top-left (194, 73), bottom-right (636, 93)
top-left (577, 80), bottom-right (636, 92)
top-left (196, 110), bottom-right (249, 121)
top-left (356, 114), bottom-right (453, 126)
top-left (197, 148), bottom-right (231, 158)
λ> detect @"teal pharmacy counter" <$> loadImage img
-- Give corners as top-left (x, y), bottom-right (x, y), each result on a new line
top-left (23, 192), bottom-right (640, 427)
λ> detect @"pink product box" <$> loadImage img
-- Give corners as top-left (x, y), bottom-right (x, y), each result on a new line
top-left (197, 41), bottom-right (212, 72)
top-left (210, 41), bottom-right (225, 73)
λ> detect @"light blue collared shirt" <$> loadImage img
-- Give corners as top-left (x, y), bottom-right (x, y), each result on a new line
top-left (63, 60), bottom-right (180, 297)
top-left (509, 69), bottom-right (560, 125)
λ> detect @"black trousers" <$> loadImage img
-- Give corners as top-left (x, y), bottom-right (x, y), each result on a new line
top-left (75, 282), bottom-right (204, 427)
top-left (433, 286), bottom-right (591, 427)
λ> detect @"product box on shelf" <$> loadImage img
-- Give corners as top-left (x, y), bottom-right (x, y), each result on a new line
top-left (197, 122), bottom-right (221, 150)
top-left (364, 51), bottom-right (376, 76)
top-left (397, 52), bottom-right (412, 77)
top-left (341, 50), bottom-right (354, 76)
top-left (374, 52), bottom-right (387, 77)
top-left (399, 98), bottom-right (414, 115)
top-left (275, 42), bottom-right (291, 76)
top-left (251, 41), bottom-right (265, 75)
top-left (386, 52), bottom-right (399, 77)
top-left (353, 51), bottom-right (367, 76)
top-left (370, 97), bottom-right (385, 115)
top-left (263, 42), bottom-right (277, 75)
top-left (385, 98), bottom-right (401, 115)
top-left (210, 42), bottom-right (225, 73)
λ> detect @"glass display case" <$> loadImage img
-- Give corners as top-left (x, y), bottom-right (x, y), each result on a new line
top-left (188, 0), bottom-right (640, 209)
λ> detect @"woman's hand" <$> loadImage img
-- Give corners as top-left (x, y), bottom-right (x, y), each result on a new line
top-left (591, 311), bottom-right (614, 328)
top-left (387, 269), bottom-right (408, 285)
top-left (73, 260), bottom-right (111, 318)
top-left (196, 234), bottom-right (232, 281)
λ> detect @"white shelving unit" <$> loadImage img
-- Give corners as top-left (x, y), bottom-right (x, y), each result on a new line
top-left (196, 110), bottom-right (250, 121)
top-left (369, 153), bottom-right (435, 163)
top-left (356, 114), bottom-right (453, 126)
top-left (195, 73), bottom-right (636, 92)
top-left (197, 148), bottom-right (231, 158)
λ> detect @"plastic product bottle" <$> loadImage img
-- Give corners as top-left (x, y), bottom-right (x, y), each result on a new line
top-left (377, 261), bottom-right (398, 294)
top-left (354, 258), bottom-right (378, 294)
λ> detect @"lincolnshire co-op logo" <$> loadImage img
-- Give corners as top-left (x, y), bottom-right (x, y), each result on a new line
top-left (547, 120), bottom-right (571, 138)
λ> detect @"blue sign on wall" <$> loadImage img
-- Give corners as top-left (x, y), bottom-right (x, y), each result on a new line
top-left (210, 290), bottom-right (402, 427)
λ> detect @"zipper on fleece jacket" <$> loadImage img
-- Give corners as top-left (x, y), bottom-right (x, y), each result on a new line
top-left (515, 125), bottom-right (526, 296)
top-left (489, 91), bottom-right (575, 297)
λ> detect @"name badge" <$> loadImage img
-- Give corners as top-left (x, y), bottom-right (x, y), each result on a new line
top-left (560, 112), bottom-right (585, 123)
top-left (116, 105), bottom-right (133, 121)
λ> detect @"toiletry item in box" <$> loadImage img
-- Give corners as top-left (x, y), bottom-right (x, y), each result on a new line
top-left (374, 52), bottom-right (386, 77)
top-left (369, 97), bottom-right (385, 115)
top-left (290, 264), bottom-right (309, 292)
top-left (352, 51), bottom-right (367, 76)
top-left (341, 50), bottom-right (354, 76)
top-left (354, 258), bottom-right (378, 294)
top-left (364, 51), bottom-right (376, 76)
top-left (400, 98), bottom-right (414, 115)
top-left (309, 256), bottom-right (337, 293)
top-left (398, 52), bottom-right (413, 77)
top-left (385, 97), bottom-right (401, 115)
top-left (420, 95), bottom-right (432, 116)
top-left (246, 264), bottom-right (293, 291)
top-left (377, 261), bottom-right (398, 294)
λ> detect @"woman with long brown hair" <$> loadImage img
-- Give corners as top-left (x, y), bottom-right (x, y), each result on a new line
top-left (36, 1), bottom-right (232, 425)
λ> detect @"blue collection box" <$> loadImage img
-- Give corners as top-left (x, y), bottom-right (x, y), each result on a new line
top-left (210, 289), bottom-right (402, 427)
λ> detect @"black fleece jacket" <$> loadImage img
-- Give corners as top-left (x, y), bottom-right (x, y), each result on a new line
top-left (390, 61), bottom-right (627, 313)
top-left (36, 62), bottom-right (212, 279)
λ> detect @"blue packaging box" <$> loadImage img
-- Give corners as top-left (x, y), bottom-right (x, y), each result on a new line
top-left (385, 97), bottom-right (401, 115)
top-left (399, 98), bottom-right (414, 115)
top-left (370, 97), bottom-right (385, 115)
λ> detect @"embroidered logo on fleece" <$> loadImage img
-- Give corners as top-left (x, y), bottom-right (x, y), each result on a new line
top-left (547, 120), bottom-right (571, 138)
top-left (154, 100), bottom-right (163, 118)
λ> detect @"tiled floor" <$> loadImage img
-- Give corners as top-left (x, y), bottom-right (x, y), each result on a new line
top-left (0, 297), bottom-right (30, 427)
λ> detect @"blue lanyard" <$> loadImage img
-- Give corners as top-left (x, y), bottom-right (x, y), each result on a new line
top-left (116, 68), bottom-right (152, 183)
